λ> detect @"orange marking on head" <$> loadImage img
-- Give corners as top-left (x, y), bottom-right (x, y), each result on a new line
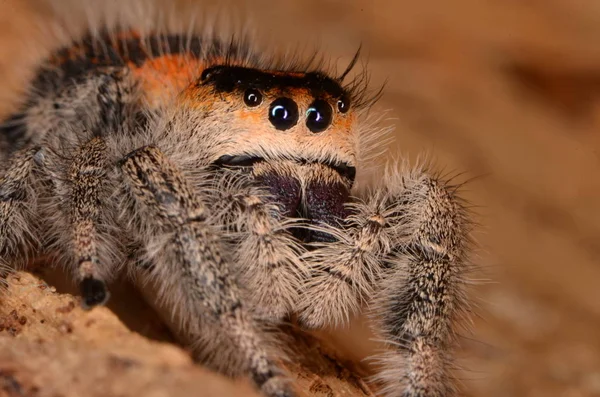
top-left (238, 108), bottom-right (264, 125)
top-left (128, 55), bottom-right (207, 106)
top-left (331, 112), bottom-right (356, 134)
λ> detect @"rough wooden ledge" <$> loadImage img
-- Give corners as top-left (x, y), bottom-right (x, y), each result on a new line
top-left (0, 271), bottom-right (375, 397)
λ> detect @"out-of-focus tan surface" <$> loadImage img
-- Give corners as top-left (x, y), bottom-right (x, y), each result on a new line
top-left (1, 1), bottom-right (600, 396)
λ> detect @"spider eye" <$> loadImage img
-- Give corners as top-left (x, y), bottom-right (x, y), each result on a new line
top-left (306, 99), bottom-right (333, 133)
top-left (243, 88), bottom-right (263, 107)
top-left (337, 95), bottom-right (350, 113)
top-left (268, 98), bottom-right (298, 131)
top-left (200, 67), bottom-right (215, 82)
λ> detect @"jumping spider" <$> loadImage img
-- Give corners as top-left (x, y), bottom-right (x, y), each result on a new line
top-left (0, 21), bottom-right (472, 397)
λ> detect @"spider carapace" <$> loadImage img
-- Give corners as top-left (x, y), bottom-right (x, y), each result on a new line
top-left (0, 28), bottom-right (472, 397)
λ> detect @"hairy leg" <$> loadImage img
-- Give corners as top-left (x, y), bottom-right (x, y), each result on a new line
top-left (210, 165), bottom-right (307, 321)
top-left (119, 146), bottom-right (293, 397)
top-left (0, 147), bottom-right (40, 266)
top-left (370, 167), bottom-right (471, 397)
top-left (17, 67), bottom-right (137, 307)
top-left (296, 166), bottom-right (396, 328)
top-left (297, 165), bottom-right (471, 397)
top-left (41, 136), bottom-right (120, 308)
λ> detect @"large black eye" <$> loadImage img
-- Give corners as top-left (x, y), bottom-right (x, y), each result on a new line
top-left (306, 100), bottom-right (333, 133)
top-left (244, 89), bottom-right (262, 107)
top-left (269, 98), bottom-right (299, 131)
top-left (337, 95), bottom-right (350, 113)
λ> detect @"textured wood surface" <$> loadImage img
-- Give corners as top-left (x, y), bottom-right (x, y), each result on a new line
top-left (1, 1), bottom-right (600, 396)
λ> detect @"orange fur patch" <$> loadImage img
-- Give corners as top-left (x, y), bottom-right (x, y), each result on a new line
top-left (129, 55), bottom-right (207, 106)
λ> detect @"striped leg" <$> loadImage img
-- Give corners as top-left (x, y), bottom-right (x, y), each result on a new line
top-left (298, 166), bottom-right (471, 397)
top-left (0, 147), bottom-right (40, 268)
top-left (119, 146), bottom-right (294, 397)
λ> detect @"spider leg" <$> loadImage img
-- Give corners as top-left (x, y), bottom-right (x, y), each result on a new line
top-left (0, 146), bottom-right (40, 267)
top-left (369, 168), bottom-right (471, 397)
top-left (119, 145), bottom-right (294, 397)
top-left (210, 170), bottom-right (306, 321)
top-left (25, 66), bottom-right (135, 308)
top-left (298, 165), bottom-right (471, 397)
top-left (42, 136), bottom-right (118, 308)
top-left (296, 169), bottom-right (394, 329)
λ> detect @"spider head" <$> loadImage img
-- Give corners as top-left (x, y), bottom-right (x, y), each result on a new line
top-left (179, 64), bottom-right (363, 241)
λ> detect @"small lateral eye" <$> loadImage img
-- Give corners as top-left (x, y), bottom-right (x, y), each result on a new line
top-left (243, 88), bottom-right (263, 107)
top-left (306, 99), bottom-right (333, 133)
top-left (200, 67), bottom-right (214, 81)
top-left (269, 97), bottom-right (299, 131)
top-left (337, 95), bottom-right (350, 113)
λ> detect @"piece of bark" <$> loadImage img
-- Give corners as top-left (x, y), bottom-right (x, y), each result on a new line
top-left (0, 271), bottom-right (375, 397)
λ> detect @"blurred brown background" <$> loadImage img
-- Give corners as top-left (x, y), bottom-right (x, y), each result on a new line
top-left (1, 1), bottom-right (600, 396)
